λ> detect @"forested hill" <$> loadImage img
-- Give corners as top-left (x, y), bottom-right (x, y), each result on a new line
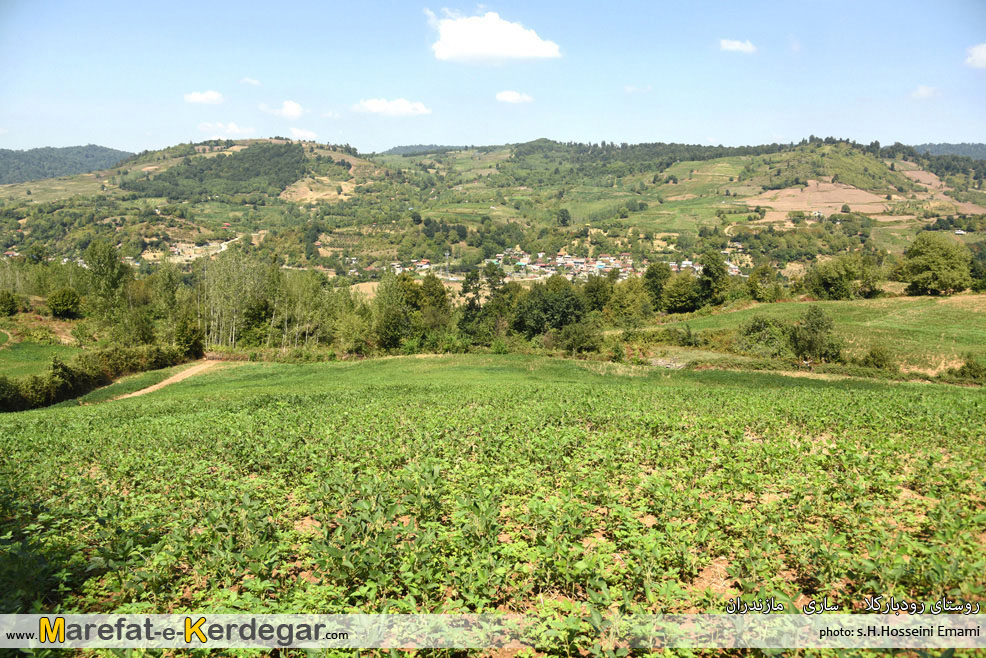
top-left (378, 144), bottom-right (467, 156)
top-left (0, 144), bottom-right (133, 184)
top-left (912, 143), bottom-right (986, 160)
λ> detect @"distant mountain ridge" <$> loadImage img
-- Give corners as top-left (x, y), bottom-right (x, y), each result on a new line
top-left (0, 144), bottom-right (134, 185)
top-left (912, 143), bottom-right (986, 160)
top-left (378, 144), bottom-right (468, 156)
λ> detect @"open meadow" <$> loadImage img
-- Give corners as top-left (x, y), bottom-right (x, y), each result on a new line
top-left (653, 293), bottom-right (986, 373)
top-left (2, 355), bottom-right (984, 650)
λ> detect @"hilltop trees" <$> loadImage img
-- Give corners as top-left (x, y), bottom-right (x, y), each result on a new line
top-left (121, 143), bottom-right (306, 200)
top-left (898, 233), bottom-right (972, 296)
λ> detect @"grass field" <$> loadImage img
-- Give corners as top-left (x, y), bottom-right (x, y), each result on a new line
top-left (50, 362), bottom-right (197, 407)
top-left (0, 339), bottom-right (81, 378)
top-left (659, 294), bottom-right (986, 372)
top-left (2, 355), bottom-right (983, 647)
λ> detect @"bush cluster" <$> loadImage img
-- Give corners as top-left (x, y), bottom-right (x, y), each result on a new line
top-left (0, 344), bottom-right (186, 412)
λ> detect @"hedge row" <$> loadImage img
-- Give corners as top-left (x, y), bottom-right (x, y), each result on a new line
top-left (0, 344), bottom-right (187, 412)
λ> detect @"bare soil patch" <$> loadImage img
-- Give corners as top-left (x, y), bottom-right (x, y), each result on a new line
top-left (746, 180), bottom-right (888, 214)
top-left (691, 557), bottom-right (735, 596)
top-left (280, 177), bottom-right (355, 203)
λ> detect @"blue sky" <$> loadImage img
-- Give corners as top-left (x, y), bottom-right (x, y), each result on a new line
top-left (1, 0), bottom-right (984, 153)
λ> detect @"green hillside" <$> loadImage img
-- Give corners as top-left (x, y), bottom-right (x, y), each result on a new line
top-left (0, 144), bottom-right (133, 184)
top-left (652, 294), bottom-right (986, 371)
top-left (1, 136), bottom-right (983, 274)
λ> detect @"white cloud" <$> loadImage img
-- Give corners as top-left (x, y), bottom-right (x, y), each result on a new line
top-left (496, 90), bottom-right (533, 103)
top-left (184, 90), bottom-right (223, 104)
top-left (260, 100), bottom-right (304, 119)
top-left (966, 43), bottom-right (986, 68)
top-left (911, 85), bottom-right (940, 100)
top-left (290, 127), bottom-right (317, 140)
top-left (720, 39), bottom-right (757, 54)
top-left (352, 98), bottom-right (431, 117)
top-left (624, 84), bottom-right (652, 94)
top-left (427, 10), bottom-right (560, 62)
top-left (198, 122), bottom-right (254, 137)
top-left (0, 128), bottom-right (7, 135)
top-left (240, 77), bottom-right (261, 86)
top-left (321, 110), bottom-right (341, 119)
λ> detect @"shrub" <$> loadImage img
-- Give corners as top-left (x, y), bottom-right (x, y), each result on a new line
top-left (0, 290), bottom-right (17, 316)
top-left (174, 315), bottom-right (204, 359)
top-left (0, 344), bottom-right (189, 413)
top-left (559, 322), bottom-right (601, 355)
top-left (898, 233), bottom-right (972, 296)
top-left (859, 345), bottom-right (898, 372)
top-left (735, 314), bottom-right (791, 358)
top-left (71, 320), bottom-right (97, 347)
top-left (0, 376), bottom-right (23, 412)
top-left (948, 353), bottom-right (986, 381)
top-left (788, 305), bottom-right (842, 363)
top-left (47, 287), bottom-right (81, 318)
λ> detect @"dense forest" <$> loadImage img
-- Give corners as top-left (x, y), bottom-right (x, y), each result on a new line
top-left (913, 143), bottom-right (986, 160)
top-left (120, 142), bottom-right (306, 200)
top-left (0, 144), bottom-right (133, 184)
top-left (378, 144), bottom-right (468, 156)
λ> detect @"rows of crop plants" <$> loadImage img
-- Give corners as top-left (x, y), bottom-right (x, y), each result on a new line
top-left (1, 356), bottom-right (983, 652)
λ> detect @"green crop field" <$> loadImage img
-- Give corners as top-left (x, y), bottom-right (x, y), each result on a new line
top-left (2, 355), bottom-right (983, 650)
top-left (0, 339), bottom-right (81, 378)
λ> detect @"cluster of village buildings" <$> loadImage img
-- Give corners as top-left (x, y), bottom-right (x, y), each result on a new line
top-left (390, 247), bottom-right (742, 281)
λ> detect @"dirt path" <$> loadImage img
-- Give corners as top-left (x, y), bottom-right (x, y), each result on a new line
top-left (0, 329), bottom-right (11, 350)
top-left (116, 360), bottom-right (220, 399)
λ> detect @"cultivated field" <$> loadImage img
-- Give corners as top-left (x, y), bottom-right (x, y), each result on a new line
top-left (2, 355), bottom-right (983, 651)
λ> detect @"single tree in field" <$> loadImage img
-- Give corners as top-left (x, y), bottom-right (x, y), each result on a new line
top-left (604, 276), bottom-right (652, 329)
top-left (557, 208), bottom-right (571, 227)
top-left (841, 203), bottom-right (851, 213)
top-left (747, 263), bottom-right (778, 302)
top-left (788, 305), bottom-right (841, 363)
top-left (84, 239), bottom-right (130, 320)
top-left (699, 251), bottom-right (729, 306)
top-left (661, 273), bottom-right (699, 314)
top-left (642, 262), bottom-right (672, 310)
top-left (898, 232), bottom-right (972, 296)
top-left (582, 274), bottom-right (613, 312)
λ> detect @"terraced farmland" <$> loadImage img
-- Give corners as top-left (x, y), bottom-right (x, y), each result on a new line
top-left (1, 356), bottom-right (984, 648)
